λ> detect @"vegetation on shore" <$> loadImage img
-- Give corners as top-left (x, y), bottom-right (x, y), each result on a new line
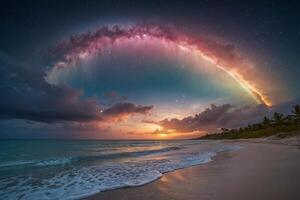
top-left (200, 105), bottom-right (300, 139)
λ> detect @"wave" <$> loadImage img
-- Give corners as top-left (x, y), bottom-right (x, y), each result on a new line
top-left (34, 158), bottom-right (72, 167)
top-left (73, 146), bottom-right (183, 164)
top-left (0, 141), bottom-right (242, 200)
top-left (0, 158), bottom-right (72, 168)
top-left (0, 146), bottom-right (182, 169)
top-left (130, 146), bottom-right (182, 156)
top-left (0, 160), bottom-right (36, 168)
top-left (0, 151), bottom-right (221, 200)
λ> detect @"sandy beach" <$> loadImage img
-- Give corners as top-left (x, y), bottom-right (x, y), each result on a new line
top-left (85, 138), bottom-right (300, 200)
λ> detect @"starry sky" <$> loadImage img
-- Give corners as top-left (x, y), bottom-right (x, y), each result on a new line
top-left (0, 0), bottom-right (300, 139)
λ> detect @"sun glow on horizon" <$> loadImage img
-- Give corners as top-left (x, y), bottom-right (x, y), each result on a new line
top-left (159, 133), bottom-right (167, 137)
top-left (42, 24), bottom-right (284, 139)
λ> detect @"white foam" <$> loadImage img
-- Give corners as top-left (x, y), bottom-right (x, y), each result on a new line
top-left (0, 157), bottom-right (72, 169)
top-left (0, 160), bottom-right (35, 168)
top-left (35, 158), bottom-right (72, 167)
top-left (0, 142), bottom-right (240, 200)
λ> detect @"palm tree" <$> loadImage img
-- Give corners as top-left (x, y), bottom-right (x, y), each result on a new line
top-left (221, 128), bottom-right (229, 133)
top-left (262, 116), bottom-right (271, 126)
top-left (292, 105), bottom-right (300, 121)
top-left (247, 124), bottom-right (253, 131)
top-left (273, 112), bottom-right (284, 124)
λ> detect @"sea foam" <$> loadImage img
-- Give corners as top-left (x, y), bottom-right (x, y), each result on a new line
top-left (0, 140), bottom-right (241, 200)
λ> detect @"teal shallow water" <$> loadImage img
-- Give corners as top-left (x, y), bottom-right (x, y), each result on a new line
top-left (0, 139), bottom-right (240, 200)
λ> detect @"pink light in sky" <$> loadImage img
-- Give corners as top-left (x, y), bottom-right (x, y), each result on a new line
top-left (46, 24), bottom-right (276, 106)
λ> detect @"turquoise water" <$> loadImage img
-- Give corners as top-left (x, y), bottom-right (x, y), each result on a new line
top-left (0, 139), bottom-right (239, 200)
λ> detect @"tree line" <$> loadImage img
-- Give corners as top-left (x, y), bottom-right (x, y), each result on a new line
top-left (200, 105), bottom-right (300, 139)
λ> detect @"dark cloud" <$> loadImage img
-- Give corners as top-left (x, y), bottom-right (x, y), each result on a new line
top-left (156, 104), bottom-right (270, 133)
top-left (0, 52), bottom-right (152, 123)
top-left (102, 102), bottom-right (153, 120)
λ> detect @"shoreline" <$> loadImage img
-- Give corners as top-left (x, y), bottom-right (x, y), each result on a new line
top-left (83, 148), bottom-right (231, 200)
top-left (84, 138), bottom-right (300, 200)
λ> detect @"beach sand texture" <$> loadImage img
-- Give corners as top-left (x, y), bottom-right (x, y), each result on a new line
top-left (85, 141), bottom-right (300, 200)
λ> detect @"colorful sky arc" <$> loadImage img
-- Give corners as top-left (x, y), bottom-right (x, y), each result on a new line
top-left (46, 24), bottom-right (273, 107)
top-left (2, 1), bottom-right (300, 139)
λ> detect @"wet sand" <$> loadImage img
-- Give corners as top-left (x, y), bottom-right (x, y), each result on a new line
top-left (85, 140), bottom-right (300, 200)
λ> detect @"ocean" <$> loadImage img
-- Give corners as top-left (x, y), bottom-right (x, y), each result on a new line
top-left (0, 139), bottom-right (240, 200)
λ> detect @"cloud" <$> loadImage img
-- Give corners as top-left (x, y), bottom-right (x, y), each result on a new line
top-left (101, 102), bottom-right (153, 121)
top-left (0, 51), bottom-right (152, 123)
top-left (155, 104), bottom-right (270, 133)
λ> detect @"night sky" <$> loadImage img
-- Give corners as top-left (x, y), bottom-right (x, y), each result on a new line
top-left (1, 0), bottom-right (300, 139)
